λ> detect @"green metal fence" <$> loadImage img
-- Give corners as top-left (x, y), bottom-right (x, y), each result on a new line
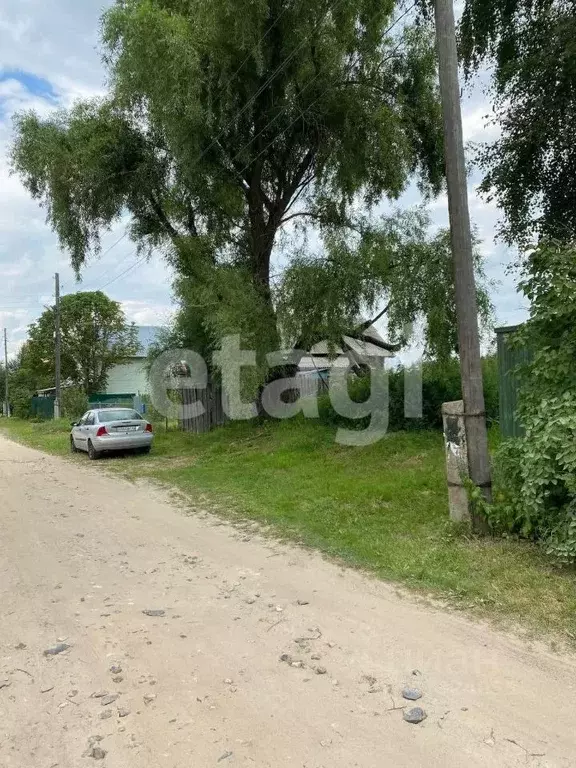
top-left (495, 325), bottom-right (531, 438)
top-left (30, 396), bottom-right (55, 420)
top-left (88, 393), bottom-right (135, 409)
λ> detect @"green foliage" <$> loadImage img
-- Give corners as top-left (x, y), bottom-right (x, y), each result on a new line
top-left (491, 395), bottom-right (576, 565)
top-left (512, 241), bottom-right (576, 417)
top-left (460, 0), bottom-right (576, 244)
top-left (491, 241), bottom-right (576, 564)
top-left (317, 355), bottom-right (499, 432)
top-left (278, 209), bottom-right (493, 357)
top-left (61, 388), bottom-right (89, 420)
top-left (11, 0), bottom-right (454, 376)
top-left (23, 291), bottom-right (138, 395)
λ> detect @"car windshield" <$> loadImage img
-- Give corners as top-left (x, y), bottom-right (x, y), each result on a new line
top-left (97, 409), bottom-right (143, 423)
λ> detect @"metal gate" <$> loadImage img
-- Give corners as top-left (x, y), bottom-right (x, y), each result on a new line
top-left (495, 325), bottom-right (531, 438)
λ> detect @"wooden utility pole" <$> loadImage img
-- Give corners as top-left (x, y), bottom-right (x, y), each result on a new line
top-left (54, 273), bottom-right (62, 420)
top-left (3, 328), bottom-right (9, 418)
top-left (434, 0), bottom-right (492, 530)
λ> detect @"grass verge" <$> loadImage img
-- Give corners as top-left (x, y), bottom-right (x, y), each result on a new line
top-left (2, 416), bottom-right (576, 644)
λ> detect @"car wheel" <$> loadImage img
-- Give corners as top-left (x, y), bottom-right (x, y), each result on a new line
top-left (87, 440), bottom-right (100, 461)
top-left (70, 436), bottom-right (78, 454)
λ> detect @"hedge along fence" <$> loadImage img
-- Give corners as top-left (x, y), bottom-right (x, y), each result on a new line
top-left (317, 357), bottom-right (499, 433)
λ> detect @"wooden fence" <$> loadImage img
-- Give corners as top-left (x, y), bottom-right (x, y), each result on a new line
top-left (179, 383), bottom-right (228, 433)
top-left (178, 375), bottom-right (328, 434)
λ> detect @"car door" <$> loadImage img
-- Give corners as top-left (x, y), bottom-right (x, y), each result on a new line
top-left (74, 411), bottom-right (92, 450)
top-left (83, 411), bottom-right (96, 446)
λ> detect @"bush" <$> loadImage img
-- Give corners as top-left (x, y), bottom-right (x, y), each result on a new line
top-left (62, 388), bottom-right (89, 420)
top-left (490, 242), bottom-right (576, 564)
top-left (491, 393), bottom-right (576, 564)
top-left (317, 356), bottom-right (498, 433)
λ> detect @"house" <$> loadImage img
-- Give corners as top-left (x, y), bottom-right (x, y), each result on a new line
top-left (298, 325), bottom-right (396, 381)
top-left (105, 326), bottom-right (162, 397)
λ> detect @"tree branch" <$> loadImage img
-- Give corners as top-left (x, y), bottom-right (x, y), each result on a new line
top-left (148, 194), bottom-right (180, 240)
top-left (360, 303), bottom-right (391, 330)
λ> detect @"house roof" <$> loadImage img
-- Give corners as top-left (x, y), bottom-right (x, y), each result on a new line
top-left (134, 326), bottom-right (163, 357)
top-left (299, 325), bottom-right (395, 372)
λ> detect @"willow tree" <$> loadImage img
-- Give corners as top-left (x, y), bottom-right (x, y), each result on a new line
top-left (461, 0), bottom-right (576, 245)
top-left (12, 0), bottom-right (460, 378)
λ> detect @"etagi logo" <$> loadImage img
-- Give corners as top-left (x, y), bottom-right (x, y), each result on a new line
top-left (149, 334), bottom-right (423, 446)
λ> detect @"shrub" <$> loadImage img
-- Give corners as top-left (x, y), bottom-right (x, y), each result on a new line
top-left (61, 388), bottom-right (89, 420)
top-left (317, 356), bottom-right (498, 433)
top-left (491, 393), bottom-right (576, 564)
top-left (491, 241), bottom-right (576, 564)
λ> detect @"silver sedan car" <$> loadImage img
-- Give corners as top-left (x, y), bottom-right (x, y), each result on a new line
top-left (70, 407), bottom-right (154, 459)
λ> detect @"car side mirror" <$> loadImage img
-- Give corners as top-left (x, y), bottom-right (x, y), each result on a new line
top-left (71, 421), bottom-right (80, 427)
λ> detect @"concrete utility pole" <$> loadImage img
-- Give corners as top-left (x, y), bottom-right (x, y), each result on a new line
top-left (3, 328), bottom-right (9, 418)
top-left (434, 0), bottom-right (492, 530)
top-left (54, 273), bottom-right (61, 420)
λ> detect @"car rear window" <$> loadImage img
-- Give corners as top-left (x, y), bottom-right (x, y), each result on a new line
top-left (97, 409), bottom-right (143, 423)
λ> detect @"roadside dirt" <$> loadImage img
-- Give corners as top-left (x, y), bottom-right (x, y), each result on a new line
top-left (0, 434), bottom-right (575, 767)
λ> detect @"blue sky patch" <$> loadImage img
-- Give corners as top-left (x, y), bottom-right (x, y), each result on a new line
top-left (0, 69), bottom-right (59, 103)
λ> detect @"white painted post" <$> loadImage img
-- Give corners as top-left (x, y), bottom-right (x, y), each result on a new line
top-left (442, 400), bottom-right (471, 523)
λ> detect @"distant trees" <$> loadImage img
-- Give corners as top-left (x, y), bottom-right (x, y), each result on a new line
top-left (22, 291), bottom-right (138, 395)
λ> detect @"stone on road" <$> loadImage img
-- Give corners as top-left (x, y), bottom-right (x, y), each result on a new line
top-left (0, 434), bottom-right (574, 768)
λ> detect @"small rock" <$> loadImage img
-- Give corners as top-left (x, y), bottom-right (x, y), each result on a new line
top-left (224, 678), bottom-right (233, 685)
top-left (44, 643), bottom-right (71, 657)
top-left (315, 666), bottom-right (327, 675)
top-left (109, 664), bottom-right (122, 675)
top-left (311, 654), bottom-right (321, 661)
top-left (118, 708), bottom-right (130, 718)
top-left (92, 691), bottom-right (109, 699)
top-left (297, 600), bottom-right (309, 606)
top-left (218, 751), bottom-right (233, 762)
top-left (403, 707), bottom-right (427, 724)
top-left (143, 693), bottom-right (157, 705)
top-left (461, 707), bottom-right (469, 712)
top-left (90, 746), bottom-right (107, 760)
top-left (142, 609), bottom-right (165, 617)
top-left (279, 654), bottom-right (291, 663)
top-left (113, 676), bottom-right (124, 683)
top-left (402, 687), bottom-right (422, 701)
top-left (15, 642), bottom-right (27, 650)
top-left (68, 690), bottom-right (79, 698)
top-left (100, 710), bottom-right (113, 720)
top-left (290, 661), bottom-right (305, 669)
top-left (275, 606), bottom-right (283, 612)
top-left (412, 669), bottom-right (421, 676)
top-left (101, 694), bottom-right (120, 706)
top-left (244, 598), bottom-right (256, 605)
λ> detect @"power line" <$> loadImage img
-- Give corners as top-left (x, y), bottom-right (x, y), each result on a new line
top-left (81, 230), bottom-right (130, 286)
top-left (98, 251), bottom-right (148, 290)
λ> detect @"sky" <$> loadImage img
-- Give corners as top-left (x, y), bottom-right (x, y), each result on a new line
top-left (0, 0), bottom-right (528, 361)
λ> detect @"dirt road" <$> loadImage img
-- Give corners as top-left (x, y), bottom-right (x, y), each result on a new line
top-left (0, 435), bottom-right (575, 767)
